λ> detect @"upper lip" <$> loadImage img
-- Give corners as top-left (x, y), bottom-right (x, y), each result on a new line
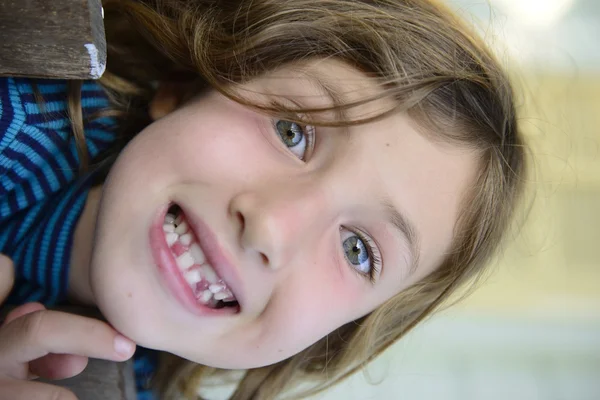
top-left (176, 202), bottom-right (243, 308)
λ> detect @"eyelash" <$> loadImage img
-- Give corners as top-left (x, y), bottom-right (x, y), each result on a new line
top-left (347, 228), bottom-right (382, 284)
top-left (269, 103), bottom-right (315, 161)
top-left (272, 119), bottom-right (315, 162)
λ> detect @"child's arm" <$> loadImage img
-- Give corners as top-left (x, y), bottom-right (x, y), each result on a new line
top-left (0, 254), bottom-right (136, 400)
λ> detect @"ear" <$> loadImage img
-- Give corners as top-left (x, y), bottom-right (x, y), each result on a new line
top-left (148, 81), bottom-right (189, 121)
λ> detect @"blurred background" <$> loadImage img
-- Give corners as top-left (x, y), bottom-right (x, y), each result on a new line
top-left (309, 0), bottom-right (600, 399)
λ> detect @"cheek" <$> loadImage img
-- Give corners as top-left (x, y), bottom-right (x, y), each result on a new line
top-left (254, 248), bottom-right (365, 354)
top-left (164, 99), bottom-right (275, 185)
top-left (110, 95), bottom-right (273, 190)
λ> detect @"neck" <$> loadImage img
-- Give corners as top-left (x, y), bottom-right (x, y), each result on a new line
top-left (68, 185), bottom-right (103, 306)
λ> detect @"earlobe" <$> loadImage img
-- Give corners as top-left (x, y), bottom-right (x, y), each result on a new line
top-left (148, 82), bottom-right (186, 121)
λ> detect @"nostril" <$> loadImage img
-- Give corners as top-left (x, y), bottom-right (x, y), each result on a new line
top-left (234, 207), bottom-right (270, 267)
top-left (236, 211), bottom-right (245, 232)
top-left (260, 253), bottom-right (269, 266)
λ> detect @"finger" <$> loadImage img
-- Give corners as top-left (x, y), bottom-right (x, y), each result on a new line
top-left (4, 302), bottom-right (46, 325)
top-left (0, 310), bottom-right (136, 367)
top-left (29, 354), bottom-right (88, 381)
top-left (0, 254), bottom-right (15, 303)
top-left (2, 303), bottom-right (48, 380)
top-left (6, 306), bottom-right (89, 381)
top-left (0, 377), bottom-right (78, 400)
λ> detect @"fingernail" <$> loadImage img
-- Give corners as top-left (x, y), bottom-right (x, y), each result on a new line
top-left (114, 334), bottom-right (135, 357)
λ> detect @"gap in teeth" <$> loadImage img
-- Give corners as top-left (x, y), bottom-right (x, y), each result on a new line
top-left (163, 205), bottom-right (236, 308)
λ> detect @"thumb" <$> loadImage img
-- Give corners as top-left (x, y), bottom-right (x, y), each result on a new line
top-left (0, 254), bottom-right (15, 304)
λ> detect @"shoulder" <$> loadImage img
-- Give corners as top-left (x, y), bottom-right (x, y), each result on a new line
top-left (0, 77), bottom-right (116, 152)
top-left (0, 77), bottom-right (34, 158)
top-left (0, 77), bottom-right (76, 213)
top-left (0, 77), bottom-right (117, 205)
top-left (0, 78), bottom-right (116, 306)
top-left (0, 77), bottom-right (71, 166)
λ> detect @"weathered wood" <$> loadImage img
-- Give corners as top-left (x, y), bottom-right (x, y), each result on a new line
top-left (0, 0), bottom-right (106, 80)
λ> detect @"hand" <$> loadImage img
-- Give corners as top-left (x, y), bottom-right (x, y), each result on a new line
top-left (0, 254), bottom-right (137, 400)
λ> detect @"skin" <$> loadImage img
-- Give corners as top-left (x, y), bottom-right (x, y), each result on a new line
top-left (68, 59), bottom-right (478, 369)
top-left (0, 255), bottom-right (136, 400)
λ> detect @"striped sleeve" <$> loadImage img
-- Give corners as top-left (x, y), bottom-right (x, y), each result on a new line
top-left (0, 77), bottom-right (117, 305)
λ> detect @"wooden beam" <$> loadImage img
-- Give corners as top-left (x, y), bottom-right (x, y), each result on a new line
top-left (0, 0), bottom-right (106, 80)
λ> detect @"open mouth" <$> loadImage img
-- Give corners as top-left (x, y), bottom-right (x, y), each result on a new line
top-left (163, 204), bottom-right (239, 310)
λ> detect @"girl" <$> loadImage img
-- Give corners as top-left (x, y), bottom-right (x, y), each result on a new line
top-left (0, 0), bottom-right (527, 399)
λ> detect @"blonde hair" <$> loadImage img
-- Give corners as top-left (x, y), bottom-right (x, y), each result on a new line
top-left (74, 0), bottom-right (527, 398)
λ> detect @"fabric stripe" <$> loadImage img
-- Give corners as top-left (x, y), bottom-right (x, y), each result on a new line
top-left (45, 183), bottom-right (88, 304)
top-left (14, 201), bottom-right (44, 242)
top-left (17, 91), bottom-right (109, 106)
top-left (3, 149), bottom-right (53, 199)
top-left (0, 83), bottom-right (24, 165)
top-left (15, 80), bottom-right (66, 95)
top-left (19, 133), bottom-right (68, 189)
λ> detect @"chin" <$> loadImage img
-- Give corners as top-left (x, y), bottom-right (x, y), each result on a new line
top-left (88, 251), bottom-right (158, 346)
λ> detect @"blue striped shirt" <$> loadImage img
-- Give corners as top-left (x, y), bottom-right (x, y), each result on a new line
top-left (0, 77), bottom-right (157, 399)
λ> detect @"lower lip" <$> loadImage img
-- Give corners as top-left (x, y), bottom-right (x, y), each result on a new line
top-left (149, 204), bottom-right (237, 316)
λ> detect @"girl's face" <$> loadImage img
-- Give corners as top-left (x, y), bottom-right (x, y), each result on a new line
top-left (90, 60), bottom-right (477, 368)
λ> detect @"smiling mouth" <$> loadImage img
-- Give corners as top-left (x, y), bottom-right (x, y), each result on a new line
top-left (163, 204), bottom-right (239, 310)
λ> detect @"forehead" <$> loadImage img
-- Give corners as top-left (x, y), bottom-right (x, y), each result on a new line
top-left (250, 59), bottom-right (382, 115)
top-left (252, 59), bottom-right (479, 279)
top-left (366, 112), bottom-right (478, 276)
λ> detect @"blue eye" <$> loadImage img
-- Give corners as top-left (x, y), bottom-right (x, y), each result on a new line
top-left (341, 228), bottom-right (381, 283)
top-left (343, 234), bottom-right (370, 272)
top-left (274, 119), bottom-right (314, 160)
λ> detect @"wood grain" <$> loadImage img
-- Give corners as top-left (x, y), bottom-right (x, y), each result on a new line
top-left (0, 0), bottom-right (106, 80)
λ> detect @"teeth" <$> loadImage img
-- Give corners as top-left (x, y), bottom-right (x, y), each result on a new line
top-left (163, 224), bottom-right (175, 233)
top-left (175, 222), bottom-right (188, 235)
top-left (189, 243), bottom-right (205, 264)
top-left (179, 233), bottom-right (192, 246)
top-left (175, 214), bottom-right (183, 225)
top-left (200, 290), bottom-right (212, 304)
top-left (209, 283), bottom-right (226, 293)
top-left (184, 269), bottom-right (202, 285)
top-left (196, 280), bottom-right (210, 292)
top-left (164, 210), bottom-right (236, 307)
top-left (176, 252), bottom-right (195, 270)
top-left (214, 292), bottom-right (229, 301)
top-left (201, 264), bottom-right (218, 284)
top-left (165, 232), bottom-right (178, 247)
top-left (165, 214), bottom-right (175, 224)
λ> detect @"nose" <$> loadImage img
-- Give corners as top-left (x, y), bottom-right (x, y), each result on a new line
top-left (228, 181), bottom-right (328, 270)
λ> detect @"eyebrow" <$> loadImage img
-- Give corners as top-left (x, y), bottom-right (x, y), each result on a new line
top-left (383, 200), bottom-right (421, 276)
top-left (302, 72), bottom-right (422, 274)
top-left (302, 71), bottom-right (349, 121)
